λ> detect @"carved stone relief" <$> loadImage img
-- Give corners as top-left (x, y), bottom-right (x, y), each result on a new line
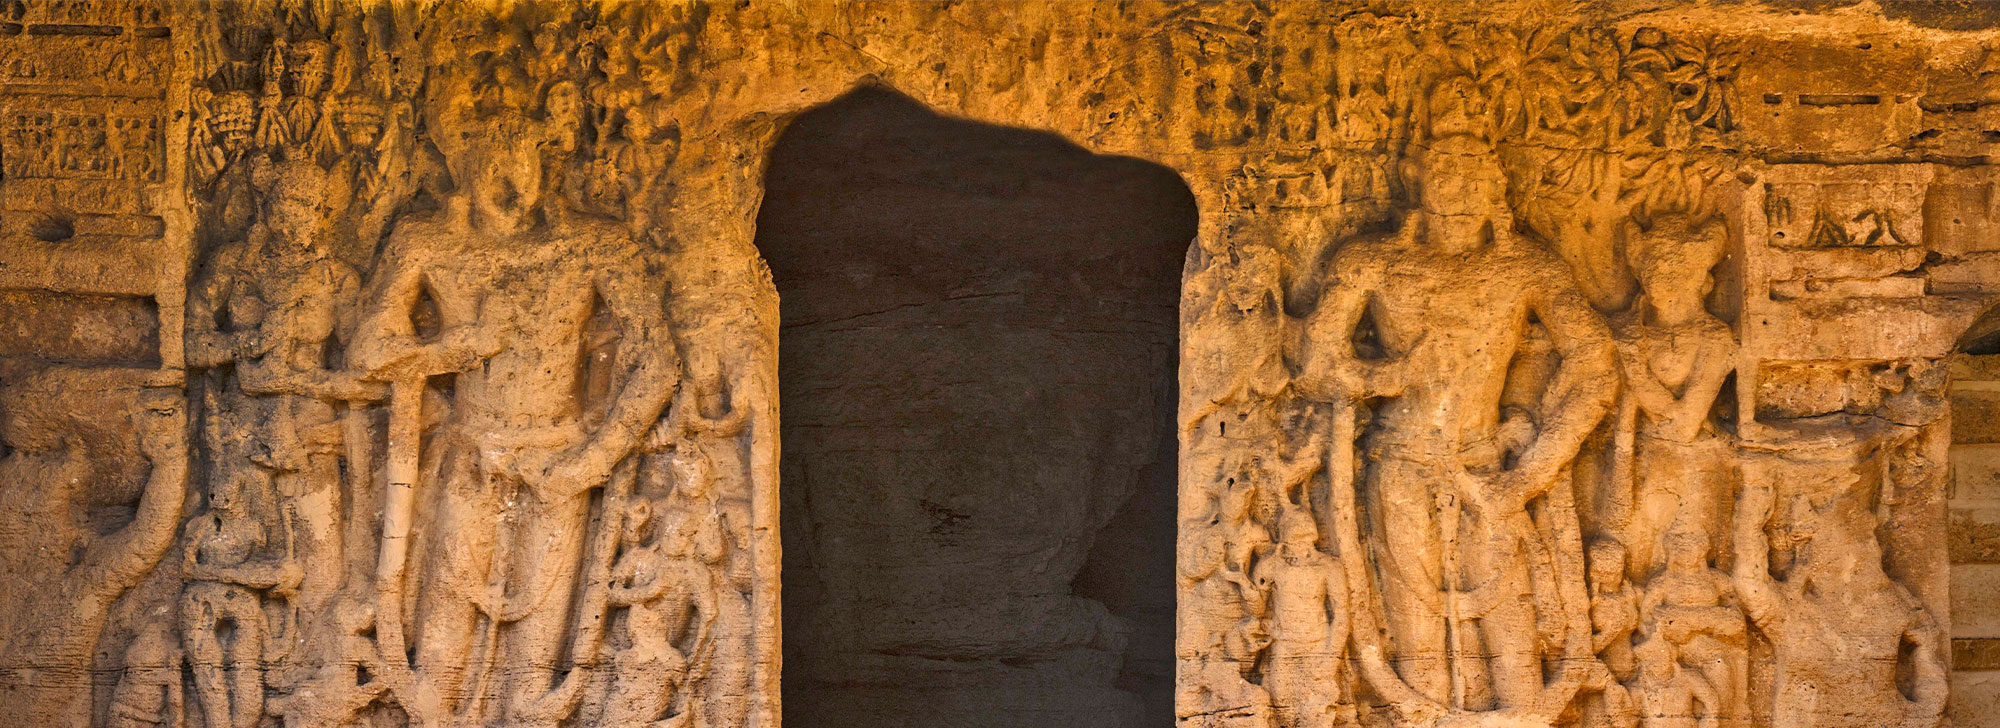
top-left (1176, 7), bottom-right (1996, 728)
top-left (0, 2), bottom-right (1996, 728)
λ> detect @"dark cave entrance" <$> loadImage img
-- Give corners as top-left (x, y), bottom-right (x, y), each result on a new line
top-left (756, 86), bottom-right (1195, 728)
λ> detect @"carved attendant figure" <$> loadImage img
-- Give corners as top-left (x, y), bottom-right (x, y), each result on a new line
top-left (1249, 501), bottom-right (1351, 728)
top-left (1297, 131), bottom-right (1615, 713)
top-left (1612, 216), bottom-right (1735, 576)
top-left (1733, 479), bottom-right (1947, 728)
top-left (186, 158), bottom-right (377, 627)
top-left (180, 468), bottom-right (301, 728)
top-left (602, 454), bottom-right (723, 728)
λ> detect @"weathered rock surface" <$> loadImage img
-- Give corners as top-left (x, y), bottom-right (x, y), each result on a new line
top-left (0, 2), bottom-right (1995, 728)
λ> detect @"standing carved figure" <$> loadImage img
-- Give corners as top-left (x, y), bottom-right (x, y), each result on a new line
top-left (1296, 131), bottom-right (1615, 716)
top-left (1732, 476), bottom-right (1946, 728)
top-left (1611, 216), bottom-right (1735, 576)
top-left (348, 81), bottom-right (677, 724)
top-left (1249, 499), bottom-right (1351, 728)
top-left (1584, 539), bottom-right (1640, 728)
top-left (186, 157), bottom-right (376, 632)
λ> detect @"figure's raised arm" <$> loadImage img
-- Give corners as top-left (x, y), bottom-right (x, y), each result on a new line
top-left (347, 241), bottom-right (431, 376)
top-left (552, 251), bottom-right (679, 494)
top-left (78, 392), bottom-right (189, 592)
top-left (1295, 246), bottom-right (1399, 403)
top-left (349, 242), bottom-right (500, 381)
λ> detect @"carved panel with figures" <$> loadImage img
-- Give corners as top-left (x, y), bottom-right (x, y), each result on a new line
top-left (0, 2), bottom-right (1997, 728)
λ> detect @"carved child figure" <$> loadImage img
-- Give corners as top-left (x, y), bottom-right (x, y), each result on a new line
top-left (266, 598), bottom-right (383, 728)
top-left (1249, 500), bottom-right (1352, 728)
top-left (1583, 539), bottom-right (1641, 728)
top-left (1612, 216), bottom-right (1735, 576)
top-left (1638, 530), bottom-right (1745, 724)
top-left (1631, 637), bottom-right (1720, 728)
top-left (602, 446), bottom-right (726, 726)
top-left (180, 468), bottom-right (301, 728)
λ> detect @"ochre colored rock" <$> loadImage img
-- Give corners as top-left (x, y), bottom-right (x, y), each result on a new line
top-left (0, 2), bottom-right (1996, 727)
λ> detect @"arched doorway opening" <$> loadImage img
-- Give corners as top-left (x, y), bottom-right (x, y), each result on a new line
top-left (1948, 303), bottom-right (2000, 716)
top-left (756, 86), bottom-right (1195, 727)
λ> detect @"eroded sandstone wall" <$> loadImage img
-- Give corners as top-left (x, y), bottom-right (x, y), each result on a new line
top-left (0, 2), bottom-right (1995, 728)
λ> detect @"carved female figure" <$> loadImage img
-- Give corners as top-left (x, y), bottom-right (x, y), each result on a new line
top-left (180, 468), bottom-right (301, 728)
top-left (1610, 216), bottom-right (1735, 577)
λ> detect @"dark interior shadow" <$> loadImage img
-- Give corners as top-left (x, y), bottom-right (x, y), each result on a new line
top-left (757, 85), bottom-right (1195, 728)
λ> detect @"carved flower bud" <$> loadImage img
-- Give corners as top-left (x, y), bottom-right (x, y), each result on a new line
top-left (333, 94), bottom-right (385, 145)
top-left (211, 92), bottom-right (257, 140)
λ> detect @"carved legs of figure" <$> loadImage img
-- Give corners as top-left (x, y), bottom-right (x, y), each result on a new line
top-left (496, 490), bottom-right (591, 720)
top-left (409, 434), bottom-right (501, 716)
top-left (181, 583), bottom-right (265, 728)
top-left (1370, 455), bottom-right (1451, 705)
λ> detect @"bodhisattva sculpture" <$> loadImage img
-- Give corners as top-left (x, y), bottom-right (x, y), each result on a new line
top-left (1732, 479), bottom-right (1946, 728)
top-left (0, 381), bottom-right (186, 722)
top-left (186, 156), bottom-right (377, 631)
top-left (1611, 217), bottom-right (1735, 577)
top-left (1298, 130), bottom-right (1616, 720)
top-left (348, 80), bottom-right (677, 724)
